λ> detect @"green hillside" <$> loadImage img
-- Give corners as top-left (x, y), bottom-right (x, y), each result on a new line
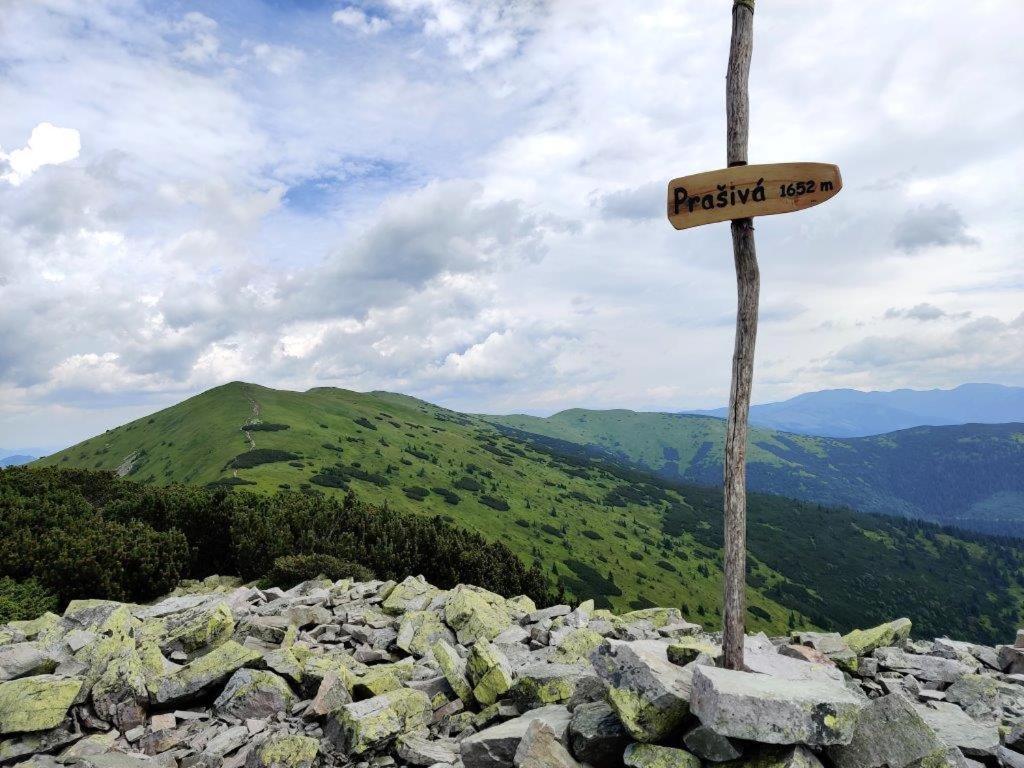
top-left (34, 382), bottom-right (1024, 642)
top-left (489, 409), bottom-right (1024, 536)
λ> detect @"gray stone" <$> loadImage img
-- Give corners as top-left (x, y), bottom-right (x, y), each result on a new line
top-left (690, 666), bottom-right (864, 746)
top-left (460, 705), bottom-right (571, 768)
top-left (590, 639), bottom-right (694, 742)
top-left (873, 648), bottom-right (971, 684)
top-left (213, 669), bottom-right (296, 720)
top-left (396, 732), bottom-right (458, 766)
top-left (311, 670), bottom-right (352, 716)
top-left (526, 606), bottom-right (572, 624)
top-left (567, 701), bottom-right (630, 768)
top-left (682, 724), bottom-right (741, 762)
top-left (514, 719), bottom-right (580, 768)
top-left (0, 644), bottom-right (56, 681)
top-left (913, 702), bottom-right (999, 758)
top-left (933, 639), bottom-right (999, 670)
top-left (999, 645), bottom-right (1024, 674)
top-left (829, 693), bottom-right (943, 768)
top-left (743, 635), bottom-right (843, 684)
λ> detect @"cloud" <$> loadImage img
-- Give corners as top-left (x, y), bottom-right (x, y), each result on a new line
top-left (385, 0), bottom-right (543, 69)
top-left (176, 12), bottom-right (221, 64)
top-left (332, 7), bottom-right (391, 35)
top-left (893, 203), bottom-right (979, 254)
top-left (826, 313), bottom-right (1024, 380)
top-left (3, 0), bottom-right (1024, 446)
top-left (0, 123), bottom-right (81, 186)
top-left (883, 303), bottom-right (970, 322)
top-left (598, 181), bottom-right (663, 221)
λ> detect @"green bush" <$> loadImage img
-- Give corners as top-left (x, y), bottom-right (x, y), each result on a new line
top-left (243, 423), bottom-right (290, 432)
top-left (403, 486), bottom-right (430, 501)
top-left (479, 495), bottom-right (510, 511)
top-left (229, 449), bottom-right (300, 469)
top-left (260, 554), bottom-right (374, 589)
top-left (0, 467), bottom-right (554, 614)
top-left (431, 487), bottom-right (461, 505)
top-left (0, 578), bottom-right (58, 623)
top-left (454, 477), bottom-right (482, 492)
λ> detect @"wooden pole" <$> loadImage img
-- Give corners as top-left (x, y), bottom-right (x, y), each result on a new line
top-left (723, 0), bottom-right (758, 671)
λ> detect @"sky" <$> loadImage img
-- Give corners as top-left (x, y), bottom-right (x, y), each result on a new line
top-left (1, 0), bottom-right (1023, 452)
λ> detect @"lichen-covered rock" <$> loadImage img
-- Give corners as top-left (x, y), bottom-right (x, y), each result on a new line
top-left (397, 610), bottom-right (455, 657)
top-left (590, 639), bottom-right (693, 743)
top-left (553, 629), bottom-right (604, 664)
top-left (567, 701), bottom-right (630, 768)
top-left (467, 640), bottom-right (513, 706)
top-left (828, 693), bottom-right (943, 768)
top-left (842, 618), bottom-right (912, 656)
top-left (432, 639), bottom-right (473, 702)
top-left (90, 642), bottom-right (148, 731)
top-left (245, 733), bottom-right (319, 768)
top-left (382, 576), bottom-right (442, 616)
top-left (0, 675), bottom-right (82, 734)
top-left (690, 666), bottom-right (864, 746)
top-left (147, 640), bottom-right (260, 706)
top-left (214, 669), bottom-right (296, 720)
top-left (327, 687), bottom-right (432, 754)
top-left (511, 663), bottom-right (587, 709)
top-left (515, 718), bottom-right (580, 768)
top-left (137, 597), bottom-right (234, 655)
top-left (444, 586), bottom-right (512, 645)
top-left (311, 669), bottom-right (352, 716)
top-left (461, 705), bottom-right (572, 768)
top-left (623, 743), bottom-right (700, 768)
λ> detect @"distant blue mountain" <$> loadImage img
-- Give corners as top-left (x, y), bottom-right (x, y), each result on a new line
top-left (686, 383), bottom-right (1024, 437)
top-left (0, 454), bottom-right (36, 468)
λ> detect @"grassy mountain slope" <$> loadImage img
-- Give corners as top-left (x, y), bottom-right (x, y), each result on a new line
top-left (34, 382), bottom-right (1024, 642)
top-left (488, 410), bottom-right (1024, 536)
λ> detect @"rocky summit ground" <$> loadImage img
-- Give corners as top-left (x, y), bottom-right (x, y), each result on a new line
top-left (1, 576), bottom-right (1024, 768)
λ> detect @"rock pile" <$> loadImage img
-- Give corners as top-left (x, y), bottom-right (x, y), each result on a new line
top-left (0, 574), bottom-right (1023, 768)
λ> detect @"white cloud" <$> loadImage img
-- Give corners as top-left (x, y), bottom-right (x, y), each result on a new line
top-left (176, 12), bottom-right (221, 64)
top-left (385, 0), bottom-right (542, 69)
top-left (0, 123), bottom-right (81, 186)
top-left (332, 7), bottom-right (391, 35)
top-left (1, 0), bottom-right (1024, 448)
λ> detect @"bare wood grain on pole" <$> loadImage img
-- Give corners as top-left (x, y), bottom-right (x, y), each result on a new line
top-left (723, 0), bottom-right (758, 671)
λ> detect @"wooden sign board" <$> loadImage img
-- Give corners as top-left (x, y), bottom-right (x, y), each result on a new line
top-left (666, 162), bottom-right (842, 230)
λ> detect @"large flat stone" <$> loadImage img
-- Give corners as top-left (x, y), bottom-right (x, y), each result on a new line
top-left (590, 640), bottom-right (693, 743)
top-left (461, 705), bottom-right (572, 768)
top-left (690, 666), bottom-right (863, 746)
top-left (913, 702), bottom-right (999, 758)
top-left (829, 693), bottom-right (943, 768)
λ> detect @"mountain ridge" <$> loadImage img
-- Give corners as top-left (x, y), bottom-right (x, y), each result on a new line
top-left (27, 380), bottom-right (1024, 641)
top-left (683, 382), bottom-right (1024, 437)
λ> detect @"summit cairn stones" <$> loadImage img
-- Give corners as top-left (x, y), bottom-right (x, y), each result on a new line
top-left (690, 666), bottom-right (864, 746)
top-left (2, 573), bottom-right (1024, 768)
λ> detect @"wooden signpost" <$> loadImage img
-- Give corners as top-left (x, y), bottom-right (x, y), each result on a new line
top-left (666, 0), bottom-right (842, 670)
top-left (667, 163), bottom-right (842, 230)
